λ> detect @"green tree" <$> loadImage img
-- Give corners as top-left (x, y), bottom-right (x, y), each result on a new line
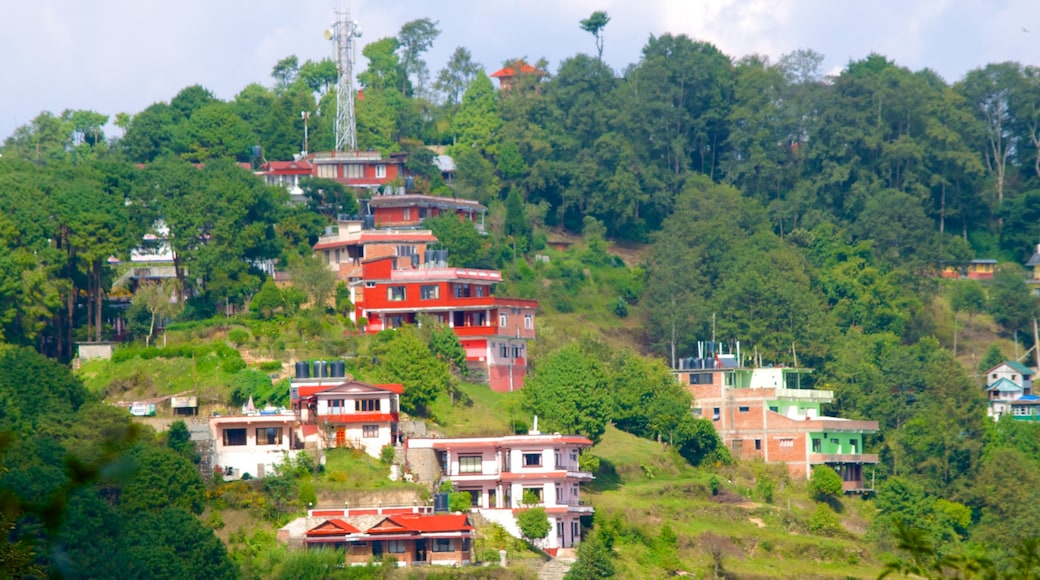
top-left (299, 177), bottom-right (358, 220)
top-left (808, 465), bottom-right (843, 501)
top-left (166, 420), bottom-right (198, 463)
top-left (565, 530), bottom-right (616, 579)
top-left (271, 55), bottom-right (299, 91)
top-left (579, 11), bottom-right (611, 61)
top-left (288, 253), bottom-right (337, 310)
top-left (374, 326), bottom-right (451, 415)
top-left (522, 343), bottom-right (611, 444)
top-left (435, 47), bottom-right (480, 106)
top-left (396, 18), bottom-right (441, 98)
top-left (450, 71), bottom-right (501, 156)
top-left (130, 279), bottom-right (182, 346)
top-left (251, 278), bottom-right (286, 319)
top-left (987, 264), bottom-right (1038, 340)
top-left (120, 444), bottom-right (206, 515)
top-left (516, 507), bottom-right (551, 541)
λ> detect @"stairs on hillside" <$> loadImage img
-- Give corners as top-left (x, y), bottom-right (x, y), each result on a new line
top-left (537, 556), bottom-right (575, 580)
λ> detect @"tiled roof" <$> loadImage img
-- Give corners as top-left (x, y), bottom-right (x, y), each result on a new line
top-left (490, 62), bottom-right (543, 77)
top-left (306, 519), bottom-right (361, 536)
top-left (987, 378), bottom-right (1024, 392)
top-left (388, 514), bottom-right (473, 533)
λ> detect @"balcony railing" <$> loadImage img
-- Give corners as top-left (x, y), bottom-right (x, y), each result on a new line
top-left (809, 453), bottom-right (879, 464)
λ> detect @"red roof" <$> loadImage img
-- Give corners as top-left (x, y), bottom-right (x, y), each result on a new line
top-left (388, 514), bottom-right (473, 533)
top-left (306, 519), bottom-right (361, 536)
top-left (294, 380), bottom-right (404, 397)
top-left (262, 160), bottom-right (313, 173)
top-left (490, 63), bottom-right (543, 78)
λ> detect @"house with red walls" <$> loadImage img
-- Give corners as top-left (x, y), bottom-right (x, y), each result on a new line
top-left (367, 193), bottom-right (486, 233)
top-left (676, 343), bottom-right (879, 492)
top-left (310, 150), bottom-right (407, 189)
top-left (351, 254), bottom-right (536, 392)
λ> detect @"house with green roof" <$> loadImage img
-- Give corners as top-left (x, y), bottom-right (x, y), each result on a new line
top-left (985, 360), bottom-right (1035, 420)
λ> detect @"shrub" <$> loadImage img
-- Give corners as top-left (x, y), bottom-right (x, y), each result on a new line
top-left (708, 475), bottom-right (721, 496)
top-left (449, 491), bottom-right (472, 513)
top-left (380, 444), bottom-right (396, 466)
top-left (808, 466), bottom-right (843, 501)
top-left (222, 356), bottom-right (247, 373)
top-left (808, 503), bottom-right (842, 536)
top-left (227, 328), bottom-right (250, 347)
top-left (258, 360), bottom-right (283, 372)
top-left (756, 477), bottom-right (776, 504)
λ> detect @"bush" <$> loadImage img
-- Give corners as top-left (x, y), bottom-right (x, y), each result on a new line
top-left (516, 507), bottom-right (551, 541)
top-left (449, 491), bottom-right (472, 513)
top-left (380, 444), bottom-right (396, 466)
top-left (808, 503), bottom-right (842, 536)
top-left (808, 466), bottom-right (843, 501)
top-left (258, 360), bottom-right (283, 372)
top-left (756, 477), bottom-right (776, 504)
top-left (222, 356), bottom-right (247, 373)
top-left (227, 328), bottom-right (250, 347)
top-left (708, 475), bottom-right (721, 496)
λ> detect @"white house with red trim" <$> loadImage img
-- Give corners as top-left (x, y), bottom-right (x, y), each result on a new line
top-left (210, 411), bottom-right (305, 480)
top-left (407, 430), bottom-right (594, 551)
top-left (291, 364), bottom-right (402, 458)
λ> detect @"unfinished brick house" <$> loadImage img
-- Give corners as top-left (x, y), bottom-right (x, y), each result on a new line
top-left (676, 343), bottom-right (879, 492)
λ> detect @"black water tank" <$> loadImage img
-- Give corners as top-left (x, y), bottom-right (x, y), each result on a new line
top-left (295, 361), bottom-right (310, 379)
top-left (363, 215), bottom-right (374, 229)
top-left (405, 176), bottom-right (415, 191)
top-left (331, 360), bottom-right (345, 378)
top-left (314, 360), bottom-right (327, 378)
top-left (433, 493), bottom-right (449, 513)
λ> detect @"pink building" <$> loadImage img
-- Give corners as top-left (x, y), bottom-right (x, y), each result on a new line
top-left (407, 431), bottom-right (594, 551)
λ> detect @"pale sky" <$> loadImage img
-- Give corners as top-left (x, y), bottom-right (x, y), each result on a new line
top-left (3, 0), bottom-right (1039, 141)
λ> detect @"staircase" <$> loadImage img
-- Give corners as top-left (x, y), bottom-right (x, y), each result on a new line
top-left (537, 556), bottom-right (576, 580)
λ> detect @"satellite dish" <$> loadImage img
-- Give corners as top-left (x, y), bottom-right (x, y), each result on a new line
top-left (323, 29), bottom-right (332, 40)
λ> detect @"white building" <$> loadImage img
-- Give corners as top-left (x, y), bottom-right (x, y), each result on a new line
top-left (407, 431), bottom-right (594, 551)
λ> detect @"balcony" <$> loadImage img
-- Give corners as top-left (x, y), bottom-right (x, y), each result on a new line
top-left (809, 453), bottom-right (878, 464)
top-left (776, 387), bottom-right (834, 401)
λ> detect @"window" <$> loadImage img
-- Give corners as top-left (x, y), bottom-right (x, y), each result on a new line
top-left (524, 314), bottom-right (533, 329)
top-left (403, 208), bottom-right (411, 220)
top-left (769, 406), bottom-right (779, 413)
top-left (396, 245), bottom-right (416, 257)
top-left (388, 315), bottom-right (405, 328)
top-left (572, 522), bottom-right (580, 542)
top-left (850, 440), bottom-right (858, 454)
top-left (432, 539), bottom-right (453, 553)
top-left (386, 540), bottom-right (407, 554)
top-left (812, 438), bottom-right (822, 453)
top-left (223, 428), bottom-right (247, 446)
top-left (420, 285), bottom-right (439, 300)
top-left (689, 373), bottom-right (712, 385)
top-left (356, 399), bottom-right (380, 412)
top-left (375, 164), bottom-right (387, 178)
top-left (513, 345), bottom-right (523, 359)
top-left (387, 286), bottom-right (406, 301)
top-left (712, 407), bottom-right (721, 421)
top-left (830, 438), bottom-right (840, 446)
top-left (329, 399), bottom-right (346, 413)
top-left (344, 164), bottom-right (363, 179)
top-left (523, 452), bottom-right (542, 467)
top-left (500, 314), bottom-right (508, 327)
top-left (754, 439), bottom-right (761, 450)
top-left (316, 164), bottom-right (336, 179)
top-left (692, 408), bottom-right (703, 416)
top-left (500, 344), bottom-right (510, 358)
top-left (738, 406), bottom-right (750, 413)
top-left (459, 455), bottom-right (482, 473)
top-left (779, 438), bottom-right (794, 448)
top-left (454, 284), bottom-right (471, 298)
top-left (362, 425), bottom-right (379, 438)
top-left (256, 427), bottom-right (283, 445)
top-left (523, 487), bottom-right (543, 503)
top-left (475, 285), bottom-right (485, 297)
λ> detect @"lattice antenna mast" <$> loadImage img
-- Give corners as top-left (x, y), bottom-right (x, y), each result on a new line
top-left (328, 8), bottom-right (362, 152)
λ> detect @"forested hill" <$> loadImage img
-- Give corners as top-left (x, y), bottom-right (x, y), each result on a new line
top-left (3, 16), bottom-right (1040, 578)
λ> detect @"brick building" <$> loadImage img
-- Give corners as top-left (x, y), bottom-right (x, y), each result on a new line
top-left (676, 345), bottom-right (879, 492)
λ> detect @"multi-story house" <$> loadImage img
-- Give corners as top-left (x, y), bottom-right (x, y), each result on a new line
top-left (406, 430), bottom-right (594, 552)
top-left (984, 360), bottom-right (1035, 420)
top-left (676, 345), bottom-right (879, 492)
top-left (311, 150), bottom-right (407, 189)
top-left (352, 254), bottom-right (536, 391)
top-left (290, 361), bottom-right (402, 458)
top-left (256, 159), bottom-right (313, 199)
top-left (313, 217), bottom-right (437, 281)
top-left (367, 193), bottom-right (486, 233)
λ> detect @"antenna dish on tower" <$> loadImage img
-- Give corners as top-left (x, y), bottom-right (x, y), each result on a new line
top-left (328, 7), bottom-right (361, 152)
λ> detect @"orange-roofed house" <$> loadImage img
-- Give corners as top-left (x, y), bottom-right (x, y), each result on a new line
top-left (490, 60), bottom-right (547, 92)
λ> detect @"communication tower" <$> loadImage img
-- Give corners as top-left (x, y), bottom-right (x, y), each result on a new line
top-left (326, 8), bottom-right (362, 152)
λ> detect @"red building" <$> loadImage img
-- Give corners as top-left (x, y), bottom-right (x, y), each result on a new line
top-left (311, 150), bottom-right (407, 188)
top-left (368, 193), bottom-right (486, 232)
top-left (490, 61), bottom-right (547, 92)
top-left (353, 255), bottom-right (536, 392)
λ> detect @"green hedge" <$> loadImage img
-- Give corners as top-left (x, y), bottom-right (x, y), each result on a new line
top-left (113, 342), bottom-right (241, 364)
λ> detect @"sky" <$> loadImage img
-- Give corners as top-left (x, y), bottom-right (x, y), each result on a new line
top-left (3, 0), bottom-right (1040, 141)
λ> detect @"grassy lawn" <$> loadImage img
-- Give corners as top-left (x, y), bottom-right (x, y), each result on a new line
top-left (427, 381), bottom-right (524, 437)
top-left (587, 426), bottom-right (884, 579)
